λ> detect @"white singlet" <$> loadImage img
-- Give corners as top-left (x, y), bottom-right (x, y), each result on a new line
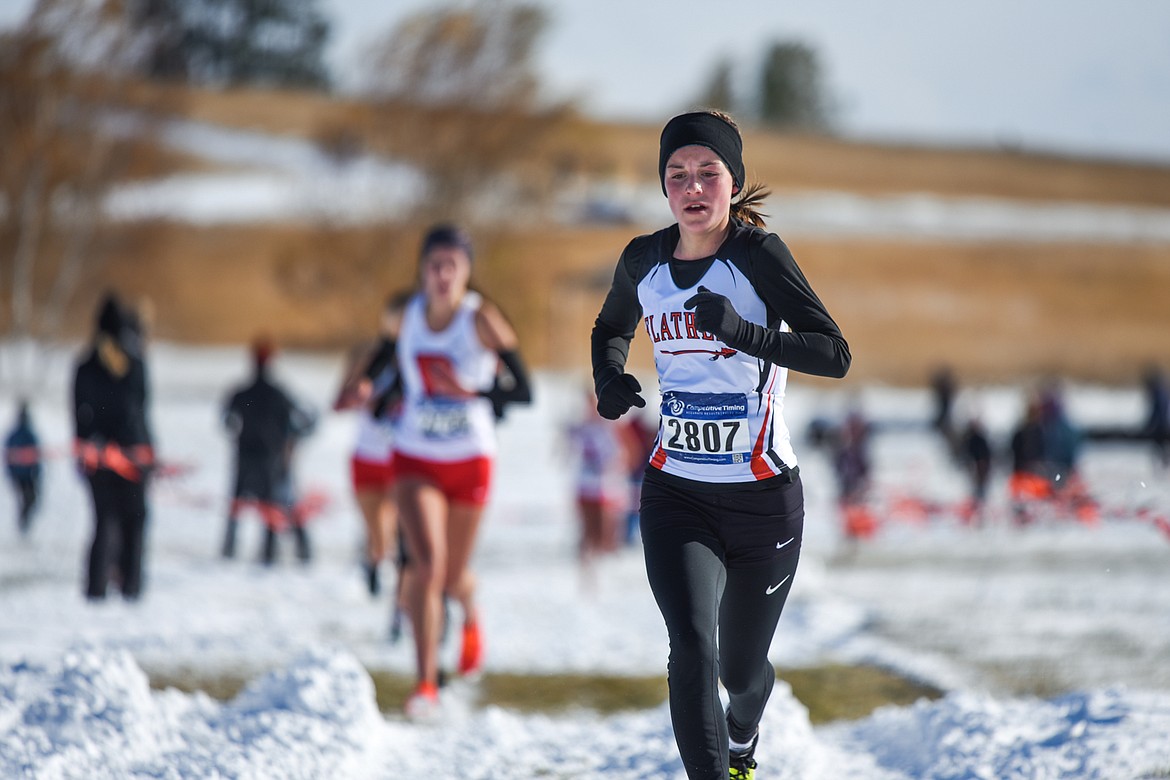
top-left (393, 291), bottom-right (498, 462)
top-left (352, 408), bottom-right (394, 464)
top-left (639, 258), bottom-right (796, 483)
top-left (569, 419), bottom-right (629, 505)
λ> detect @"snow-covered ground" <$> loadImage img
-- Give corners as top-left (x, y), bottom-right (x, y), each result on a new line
top-left (2, 343), bottom-right (1170, 778)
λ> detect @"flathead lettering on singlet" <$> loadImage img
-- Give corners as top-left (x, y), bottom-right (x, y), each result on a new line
top-left (765, 574), bottom-right (791, 595)
top-left (643, 310), bottom-right (716, 344)
top-left (660, 347), bottom-right (738, 360)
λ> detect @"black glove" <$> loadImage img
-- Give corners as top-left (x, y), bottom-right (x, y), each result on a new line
top-left (683, 285), bottom-right (747, 344)
top-left (478, 349), bottom-right (533, 421)
top-left (481, 385), bottom-right (510, 420)
top-left (595, 372), bottom-right (646, 420)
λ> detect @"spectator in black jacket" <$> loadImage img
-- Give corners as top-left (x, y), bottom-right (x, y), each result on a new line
top-left (221, 337), bottom-right (316, 565)
top-left (1142, 365), bottom-right (1170, 466)
top-left (73, 293), bottom-right (155, 601)
top-left (5, 400), bottom-right (42, 535)
top-left (960, 415), bottom-right (993, 526)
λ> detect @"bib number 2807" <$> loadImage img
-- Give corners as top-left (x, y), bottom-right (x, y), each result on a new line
top-left (663, 418), bottom-right (743, 454)
top-left (659, 391), bottom-right (751, 463)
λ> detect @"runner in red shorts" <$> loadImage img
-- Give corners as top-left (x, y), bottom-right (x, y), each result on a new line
top-left (335, 336), bottom-right (402, 597)
top-left (356, 225), bottom-right (532, 719)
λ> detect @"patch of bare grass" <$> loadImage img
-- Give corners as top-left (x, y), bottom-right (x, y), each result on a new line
top-left (782, 664), bottom-right (943, 724)
top-left (149, 663), bottom-right (942, 725)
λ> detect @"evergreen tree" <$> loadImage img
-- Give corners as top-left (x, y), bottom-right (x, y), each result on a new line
top-left (133, 0), bottom-right (330, 89)
top-left (758, 39), bottom-right (832, 131)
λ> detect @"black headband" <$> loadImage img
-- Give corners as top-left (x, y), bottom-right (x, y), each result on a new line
top-left (420, 223), bottom-right (474, 261)
top-left (658, 112), bottom-right (745, 196)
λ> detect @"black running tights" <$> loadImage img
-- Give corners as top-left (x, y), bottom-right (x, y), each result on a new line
top-left (640, 475), bottom-right (803, 779)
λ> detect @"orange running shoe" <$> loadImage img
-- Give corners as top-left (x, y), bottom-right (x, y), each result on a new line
top-left (458, 621), bottom-right (483, 677)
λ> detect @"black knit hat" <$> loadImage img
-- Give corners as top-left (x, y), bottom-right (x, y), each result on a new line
top-left (96, 294), bottom-right (124, 337)
top-left (420, 223), bottom-right (474, 261)
top-left (658, 112), bottom-right (745, 196)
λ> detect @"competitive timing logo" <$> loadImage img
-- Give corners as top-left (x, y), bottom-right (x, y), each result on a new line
top-left (667, 397), bottom-right (686, 416)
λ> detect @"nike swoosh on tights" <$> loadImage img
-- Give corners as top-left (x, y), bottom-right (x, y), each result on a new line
top-left (765, 575), bottom-right (791, 595)
top-left (776, 537), bottom-right (795, 550)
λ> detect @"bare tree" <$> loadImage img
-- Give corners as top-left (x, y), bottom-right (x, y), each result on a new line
top-left (346, 0), bottom-right (573, 223)
top-left (0, 0), bottom-right (177, 391)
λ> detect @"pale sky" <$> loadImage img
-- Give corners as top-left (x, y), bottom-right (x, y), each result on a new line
top-left (5, 0), bottom-right (1169, 163)
top-left (330, 0), bottom-right (1170, 164)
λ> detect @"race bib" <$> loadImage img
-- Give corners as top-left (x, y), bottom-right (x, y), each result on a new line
top-left (416, 399), bottom-right (471, 440)
top-left (660, 391), bottom-right (750, 464)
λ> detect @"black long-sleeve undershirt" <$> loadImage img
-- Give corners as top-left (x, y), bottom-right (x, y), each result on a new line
top-left (592, 222), bottom-right (850, 388)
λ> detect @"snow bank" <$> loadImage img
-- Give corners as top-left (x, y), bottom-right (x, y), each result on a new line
top-left (825, 688), bottom-right (1170, 780)
top-left (3, 648), bottom-right (1168, 779)
top-left (0, 647), bottom-right (383, 780)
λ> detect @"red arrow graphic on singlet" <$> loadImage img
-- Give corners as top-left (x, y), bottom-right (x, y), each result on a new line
top-left (660, 347), bottom-right (738, 361)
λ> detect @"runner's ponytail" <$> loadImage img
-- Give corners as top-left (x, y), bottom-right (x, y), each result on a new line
top-left (730, 182), bottom-right (770, 228)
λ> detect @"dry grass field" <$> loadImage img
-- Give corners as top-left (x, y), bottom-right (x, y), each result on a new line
top-left (163, 83), bottom-right (1170, 207)
top-left (13, 84), bottom-right (1170, 385)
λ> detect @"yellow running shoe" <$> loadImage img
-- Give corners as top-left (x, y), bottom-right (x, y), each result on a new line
top-left (729, 733), bottom-right (758, 779)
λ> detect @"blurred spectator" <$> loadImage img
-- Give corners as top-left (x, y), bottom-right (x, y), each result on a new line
top-left (1039, 384), bottom-right (1081, 479)
top-left (618, 409), bottom-right (656, 546)
top-left (959, 416), bottom-right (993, 526)
top-left (1040, 383), bottom-right (1096, 523)
top-left (1009, 386), bottom-right (1095, 525)
top-left (833, 408), bottom-right (877, 542)
top-left (1009, 394), bottom-right (1052, 525)
top-left (834, 410), bottom-right (871, 503)
top-left (566, 389), bottom-right (631, 589)
top-left (73, 293), bottom-right (155, 601)
top-left (930, 366), bottom-right (958, 445)
top-left (221, 337), bottom-right (317, 565)
top-left (1142, 365), bottom-right (1170, 467)
top-left (5, 400), bottom-right (42, 535)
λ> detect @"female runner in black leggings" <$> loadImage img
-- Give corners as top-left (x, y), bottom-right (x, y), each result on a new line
top-left (591, 110), bottom-right (850, 779)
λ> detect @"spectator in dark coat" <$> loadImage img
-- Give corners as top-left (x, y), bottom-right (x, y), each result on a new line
top-left (73, 293), bottom-right (155, 601)
top-left (1142, 366), bottom-right (1170, 467)
top-left (5, 401), bottom-right (42, 534)
top-left (221, 338), bottom-right (316, 565)
top-left (960, 416), bottom-right (993, 526)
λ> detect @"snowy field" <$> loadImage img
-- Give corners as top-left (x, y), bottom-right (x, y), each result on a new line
top-left (3, 343), bottom-right (1170, 779)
